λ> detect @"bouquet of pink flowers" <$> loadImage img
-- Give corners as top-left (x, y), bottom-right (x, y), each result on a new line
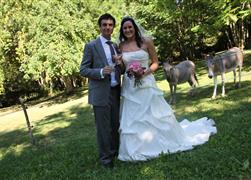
top-left (127, 61), bottom-right (146, 87)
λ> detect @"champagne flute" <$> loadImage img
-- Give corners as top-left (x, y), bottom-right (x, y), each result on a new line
top-left (113, 54), bottom-right (123, 66)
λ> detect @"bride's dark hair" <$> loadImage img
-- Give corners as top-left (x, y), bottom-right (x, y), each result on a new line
top-left (119, 17), bottom-right (143, 48)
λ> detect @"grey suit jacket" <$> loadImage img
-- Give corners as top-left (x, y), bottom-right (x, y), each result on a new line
top-left (80, 37), bottom-right (123, 106)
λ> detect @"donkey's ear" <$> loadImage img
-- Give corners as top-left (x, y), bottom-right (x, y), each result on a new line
top-left (166, 57), bottom-right (173, 63)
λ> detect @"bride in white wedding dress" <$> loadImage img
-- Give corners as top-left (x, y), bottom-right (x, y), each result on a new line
top-left (117, 17), bottom-right (217, 161)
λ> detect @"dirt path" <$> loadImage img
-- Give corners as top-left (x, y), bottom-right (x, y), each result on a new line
top-left (0, 95), bottom-right (88, 133)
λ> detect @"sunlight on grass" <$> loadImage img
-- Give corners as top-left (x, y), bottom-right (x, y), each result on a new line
top-left (140, 166), bottom-right (154, 177)
top-left (0, 144), bottom-right (29, 160)
top-left (141, 166), bottom-right (151, 174)
top-left (35, 109), bottom-right (79, 135)
top-left (0, 96), bottom-right (88, 134)
top-left (36, 120), bottom-right (71, 135)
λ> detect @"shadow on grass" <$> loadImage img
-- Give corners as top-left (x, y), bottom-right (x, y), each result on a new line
top-left (0, 129), bottom-right (31, 149)
top-left (0, 104), bottom-right (97, 179)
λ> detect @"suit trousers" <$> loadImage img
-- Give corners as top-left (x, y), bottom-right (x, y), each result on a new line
top-left (93, 85), bottom-right (120, 165)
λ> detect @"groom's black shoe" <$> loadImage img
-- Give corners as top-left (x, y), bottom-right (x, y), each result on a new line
top-left (103, 161), bottom-right (114, 169)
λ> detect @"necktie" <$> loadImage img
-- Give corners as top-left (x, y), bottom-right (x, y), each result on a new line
top-left (106, 40), bottom-right (120, 84)
top-left (106, 41), bottom-right (115, 63)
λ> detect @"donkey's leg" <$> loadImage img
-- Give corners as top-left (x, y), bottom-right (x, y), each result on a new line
top-left (169, 83), bottom-right (173, 104)
top-left (190, 75), bottom-right (197, 96)
top-left (173, 85), bottom-right (177, 104)
top-left (188, 79), bottom-right (195, 96)
top-left (233, 70), bottom-right (236, 84)
top-left (212, 76), bottom-right (217, 99)
top-left (221, 73), bottom-right (225, 97)
top-left (237, 66), bottom-right (241, 88)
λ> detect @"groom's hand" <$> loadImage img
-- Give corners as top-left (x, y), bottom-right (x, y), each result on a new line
top-left (102, 66), bottom-right (113, 75)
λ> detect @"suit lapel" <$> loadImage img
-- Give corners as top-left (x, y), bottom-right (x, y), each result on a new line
top-left (94, 37), bottom-right (109, 66)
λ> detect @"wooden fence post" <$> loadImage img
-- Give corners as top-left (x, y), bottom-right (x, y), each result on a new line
top-left (19, 98), bottom-right (36, 145)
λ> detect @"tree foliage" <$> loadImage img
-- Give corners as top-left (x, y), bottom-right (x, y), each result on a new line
top-left (0, 0), bottom-right (126, 105)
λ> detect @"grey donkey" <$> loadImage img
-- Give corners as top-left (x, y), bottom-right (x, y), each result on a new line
top-left (204, 47), bottom-right (243, 99)
top-left (162, 58), bottom-right (198, 104)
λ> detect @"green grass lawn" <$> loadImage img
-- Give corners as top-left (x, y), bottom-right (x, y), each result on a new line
top-left (1, 51), bottom-right (251, 179)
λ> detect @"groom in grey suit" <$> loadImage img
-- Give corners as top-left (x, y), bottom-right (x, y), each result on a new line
top-left (80, 13), bottom-right (124, 168)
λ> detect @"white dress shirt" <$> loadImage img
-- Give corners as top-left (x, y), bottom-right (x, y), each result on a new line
top-left (100, 35), bottom-right (118, 87)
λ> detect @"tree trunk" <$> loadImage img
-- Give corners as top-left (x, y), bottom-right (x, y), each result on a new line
top-left (49, 80), bottom-right (54, 95)
top-left (62, 76), bottom-right (74, 94)
top-left (225, 29), bottom-right (233, 48)
top-left (38, 71), bottom-right (51, 92)
top-left (239, 19), bottom-right (245, 50)
top-left (19, 98), bottom-right (36, 145)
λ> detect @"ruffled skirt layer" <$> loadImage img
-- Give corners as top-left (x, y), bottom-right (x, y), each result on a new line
top-left (118, 75), bottom-right (217, 161)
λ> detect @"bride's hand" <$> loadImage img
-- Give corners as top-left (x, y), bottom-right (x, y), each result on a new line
top-left (144, 68), bottom-right (152, 76)
top-left (112, 55), bottom-right (123, 65)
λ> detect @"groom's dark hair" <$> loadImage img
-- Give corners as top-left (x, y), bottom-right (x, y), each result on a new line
top-left (98, 13), bottom-right (116, 27)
